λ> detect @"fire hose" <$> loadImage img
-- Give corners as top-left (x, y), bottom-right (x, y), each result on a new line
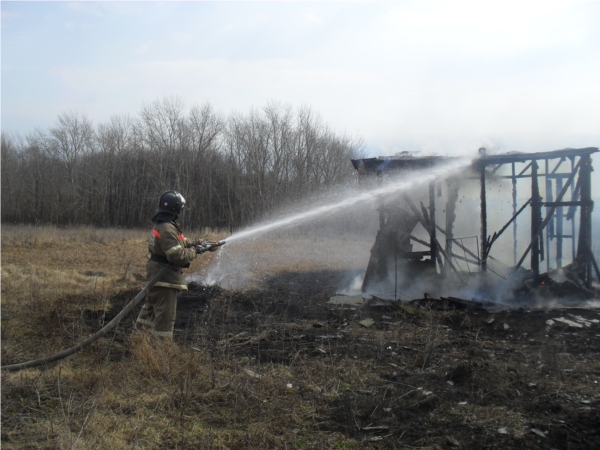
top-left (1, 263), bottom-right (174, 372)
top-left (1, 241), bottom-right (226, 372)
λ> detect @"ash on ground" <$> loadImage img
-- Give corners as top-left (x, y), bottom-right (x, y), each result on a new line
top-left (104, 266), bottom-right (600, 449)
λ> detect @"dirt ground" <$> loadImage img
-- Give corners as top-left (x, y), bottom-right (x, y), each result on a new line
top-left (96, 268), bottom-right (600, 449)
top-left (2, 229), bottom-right (600, 449)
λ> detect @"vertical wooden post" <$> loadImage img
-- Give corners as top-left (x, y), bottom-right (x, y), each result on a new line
top-left (571, 157), bottom-right (577, 260)
top-left (577, 154), bottom-right (593, 287)
top-left (512, 162), bottom-right (517, 266)
top-left (480, 161), bottom-right (487, 272)
top-left (429, 181), bottom-right (437, 271)
top-left (531, 161), bottom-right (541, 283)
top-left (556, 177), bottom-right (564, 268)
top-left (545, 159), bottom-right (551, 272)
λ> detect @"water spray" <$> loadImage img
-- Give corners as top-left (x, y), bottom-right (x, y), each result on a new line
top-left (224, 158), bottom-right (473, 244)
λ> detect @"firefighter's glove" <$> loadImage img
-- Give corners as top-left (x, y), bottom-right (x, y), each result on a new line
top-left (195, 244), bottom-right (209, 255)
top-left (186, 237), bottom-right (204, 247)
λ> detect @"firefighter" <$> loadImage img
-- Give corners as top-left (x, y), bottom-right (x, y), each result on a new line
top-left (136, 190), bottom-right (214, 339)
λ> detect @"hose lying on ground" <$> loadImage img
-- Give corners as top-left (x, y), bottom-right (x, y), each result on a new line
top-left (1, 263), bottom-right (174, 372)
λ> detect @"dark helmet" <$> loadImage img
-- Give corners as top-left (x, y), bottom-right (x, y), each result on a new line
top-left (157, 190), bottom-right (186, 215)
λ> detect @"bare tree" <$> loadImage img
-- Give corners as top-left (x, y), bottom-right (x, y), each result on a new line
top-left (47, 111), bottom-right (95, 183)
top-left (1, 100), bottom-right (365, 229)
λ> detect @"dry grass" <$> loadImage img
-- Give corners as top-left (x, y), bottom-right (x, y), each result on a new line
top-left (2, 331), bottom-right (363, 449)
top-left (3, 225), bottom-right (600, 449)
top-left (1, 225), bottom-right (224, 371)
top-left (1, 225), bottom-right (364, 449)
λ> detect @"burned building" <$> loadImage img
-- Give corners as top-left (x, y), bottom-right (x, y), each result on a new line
top-left (352, 147), bottom-right (599, 301)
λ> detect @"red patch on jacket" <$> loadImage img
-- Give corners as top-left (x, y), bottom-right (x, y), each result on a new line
top-left (178, 234), bottom-right (185, 241)
top-left (151, 229), bottom-right (161, 238)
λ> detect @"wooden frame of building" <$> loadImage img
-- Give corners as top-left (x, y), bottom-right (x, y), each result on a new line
top-left (351, 147), bottom-right (599, 296)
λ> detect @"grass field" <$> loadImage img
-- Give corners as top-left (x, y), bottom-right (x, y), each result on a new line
top-left (3, 225), bottom-right (600, 449)
top-left (1, 225), bottom-right (231, 448)
top-left (1, 225), bottom-right (371, 449)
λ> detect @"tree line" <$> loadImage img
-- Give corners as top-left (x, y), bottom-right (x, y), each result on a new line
top-left (1, 98), bottom-right (365, 230)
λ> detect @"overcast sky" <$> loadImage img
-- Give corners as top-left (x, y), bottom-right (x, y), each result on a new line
top-left (2, 0), bottom-right (599, 157)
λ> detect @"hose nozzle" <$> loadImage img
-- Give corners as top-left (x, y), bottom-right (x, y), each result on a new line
top-left (196, 240), bottom-right (226, 254)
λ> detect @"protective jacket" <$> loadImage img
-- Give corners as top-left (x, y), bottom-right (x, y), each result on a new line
top-left (146, 220), bottom-right (202, 290)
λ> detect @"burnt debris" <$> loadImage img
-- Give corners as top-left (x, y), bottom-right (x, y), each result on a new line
top-left (351, 147), bottom-right (600, 302)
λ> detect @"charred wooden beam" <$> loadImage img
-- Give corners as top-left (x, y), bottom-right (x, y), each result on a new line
top-left (551, 157), bottom-right (566, 174)
top-left (410, 235), bottom-right (431, 248)
top-left (492, 172), bottom-right (583, 180)
top-left (556, 177), bottom-right (564, 268)
top-left (403, 195), bottom-right (461, 279)
top-left (478, 147), bottom-right (598, 165)
top-left (445, 178), bottom-right (459, 275)
top-left (512, 162), bottom-right (518, 265)
top-left (451, 252), bottom-right (481, 267)
top-left (394, 227), bottom-right (431, 248)
top-left (571, 157), bottom-right (577, 258)
top-left (420, 201), bottom-right (430, 225)
top-left (545, 159), bottom-right (551, 272)
top-left (516, 158), bottom-right (582, 270)
top-left (577, 154), bottom-right (593, 287)
top-left (518, 161), bottom-right (533, 177)
top-left (531, 161), bottom-right (541, 283)
top-left (566, 177), bottom-right (582, 220)
top-left (480, 162), bottom-right (487, 272)
top-left (429, 181), bottom-right (437, 270)
top-left (586, 243), bottom-right (600, 283)
top-left (542, 201), bottom-right (594, 207)
top-left (485, 198), bottom-right (532, 259)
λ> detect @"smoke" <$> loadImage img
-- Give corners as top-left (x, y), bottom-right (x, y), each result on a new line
top-left (336, 274), bottom-right (364, 296)
top-left (224, 158), bottom-right (472, 244)
top-left (190, 157), bottom-right (471, 290)
top-left (188, 154), bottom-right (599, 309)
top-left (188, 225), bottom-right (375, 291)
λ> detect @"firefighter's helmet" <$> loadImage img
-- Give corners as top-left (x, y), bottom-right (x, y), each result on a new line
top-left (156, 190), bottom-right (186, 215)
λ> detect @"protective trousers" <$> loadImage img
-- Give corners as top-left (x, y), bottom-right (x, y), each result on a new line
top-left (136, 286), bottom-right (178, 339)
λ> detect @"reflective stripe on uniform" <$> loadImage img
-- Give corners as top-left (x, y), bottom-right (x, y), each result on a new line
top-left (165, 245), bottom-right (182, 256)
top-left (155, 281), bottom-right (188, 290)
top-left (154, 330), bottom-right (173, 338)
top-left (136, 318), bottom-right (154, 326)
